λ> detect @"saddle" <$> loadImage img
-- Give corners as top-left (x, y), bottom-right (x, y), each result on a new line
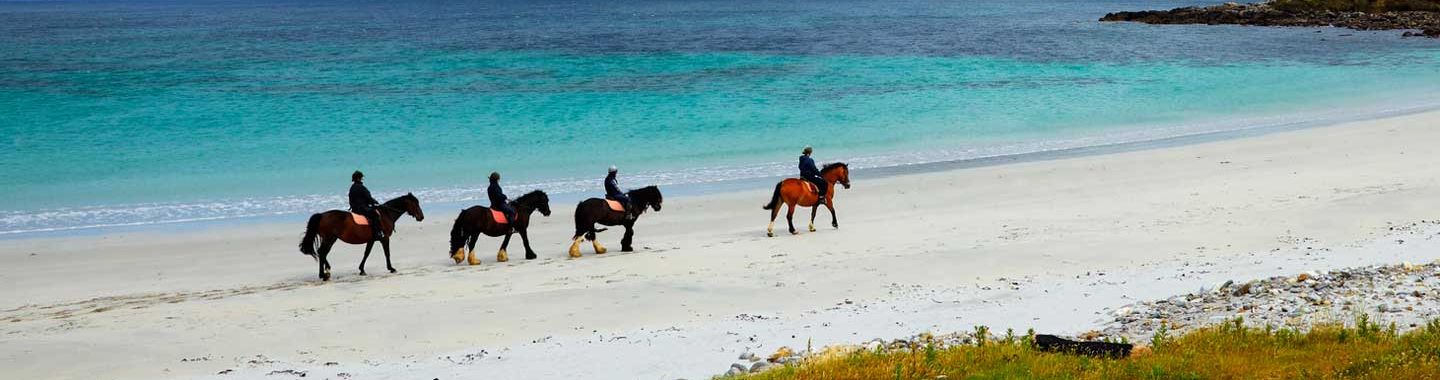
top-left (605, 199), bottom-right (626, 212)
top-left (350, 212), bottom-right (370, 225)
top-left (490, 209), bottom-right (508, 225)
top-left (797, 179), bottom-right (819, 195)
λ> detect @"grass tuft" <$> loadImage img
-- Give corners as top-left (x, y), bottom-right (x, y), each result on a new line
top-left (723, 317), bottom-right (1440, 380)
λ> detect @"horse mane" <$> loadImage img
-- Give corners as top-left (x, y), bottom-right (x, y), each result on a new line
top-left (513, 190), bottom-right (548, 206)
top-left (627, 185), bottom-right (660, 199)
top-left (383, 193), bottom-right (416, 207)
top-left (821, 162), bottom-right (848, 174)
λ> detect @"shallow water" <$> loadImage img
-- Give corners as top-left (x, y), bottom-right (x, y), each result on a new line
top-left (3, 0), bottom-right (1440, 234)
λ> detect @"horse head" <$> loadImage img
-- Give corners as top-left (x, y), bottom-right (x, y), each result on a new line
top-left (515, 190), bottom-right (551, 217)
top-left (823, 163), bottom-right (851, 189)
top-left (629, 186), bottom-right (663, 212)
top-left (392, 193), bottom-right (424, 221)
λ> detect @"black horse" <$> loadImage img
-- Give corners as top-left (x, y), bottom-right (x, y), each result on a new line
top-left (299, 194), bottom-right (425, 281)
top-left (448, 190), bottom-right (551, 265)
top-left (569, 186), bottom-right (663, 257)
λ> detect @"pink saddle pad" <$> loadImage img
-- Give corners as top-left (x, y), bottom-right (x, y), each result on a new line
top-left (491, 209), bottom-right (508, 224)
top-left (351, 213), bottom-right (370, 225)
top-left (605, 199), bottom-right (625, 212)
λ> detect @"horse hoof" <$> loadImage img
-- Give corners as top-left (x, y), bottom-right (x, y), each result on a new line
top-left (388, 268), bottom-right (397, 274)
top-left (808, 224), bottom-right (816, 232)
top-left (497, 249), bottom-right (509, 263)
top-left (526, 252), bottom-right (537, 260)
top-left (622, 247), bottom-right (634, 252)
top-left (359, 271), bottom-right (367, 276)
top-left (767, 232), bottom-right (775, 237)
top-left (595, 248), bottom-right (608, 255)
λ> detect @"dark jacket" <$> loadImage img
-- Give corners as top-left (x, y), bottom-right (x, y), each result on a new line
top-left (349, 182), bottom-right (379, 211)
top-left (799, 155), bottom-right (821, 179)
top-left (487, 179), bottom-right (508, 207)
top-left (605, 173), bottom-right (625, 199)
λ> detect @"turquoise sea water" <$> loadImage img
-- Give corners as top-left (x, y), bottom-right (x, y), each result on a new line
top-left (3, 0), bottom-right (1440, 234)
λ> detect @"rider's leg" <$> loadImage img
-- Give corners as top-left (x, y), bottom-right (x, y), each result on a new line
top-left (616, 194), bottom-right (634, 220)
top-left (497, 203), bottom-right (517, 226)
top-left (808, 177), bottom-right (827, 203)
top-left (365, 209), bottom-right (383, 240)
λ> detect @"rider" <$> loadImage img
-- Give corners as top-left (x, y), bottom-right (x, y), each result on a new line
top-left (605, 166), bottom-right (634, 220)
top-left (488, 172), bottom-right (515, 225)
top-left (349, 170), bottom-right (384, 240)
top-left (799, 146), bottom-right (827, 204)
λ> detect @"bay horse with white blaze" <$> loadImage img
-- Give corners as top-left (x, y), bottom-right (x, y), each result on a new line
top-left (299, 193), bottom-right (425, 281)
top-left (763, 162), bottom-right (850, 237)
top-left (569, 186), bottom-right (663, 257)
top-left (447, 190), bottom-right (551, 265)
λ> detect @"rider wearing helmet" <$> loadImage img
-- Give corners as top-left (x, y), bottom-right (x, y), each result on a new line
top-left (488, 172), bottom-right (516, 225)
top-left (605, 166), bottom-right (634, 220)
top-left (349, 170), bottom-right (384, 240)
top-left (799, 146), bottom-right (826, 204)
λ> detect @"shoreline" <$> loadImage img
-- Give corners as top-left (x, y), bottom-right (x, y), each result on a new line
top-left (8, 96), bottom-right (1440, 240)
top-left (4, 108), bottom-right (1440, 379)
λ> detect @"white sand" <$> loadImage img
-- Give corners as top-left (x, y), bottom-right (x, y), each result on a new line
top-left (4, 110), bottom-right (1440, 379)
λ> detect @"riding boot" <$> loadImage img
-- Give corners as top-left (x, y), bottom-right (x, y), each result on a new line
top-left (624, 204), bottom-right (635, 220)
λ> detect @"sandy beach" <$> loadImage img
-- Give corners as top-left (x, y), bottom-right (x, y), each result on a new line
top-left (4, 110), bottom-right (1440, 379)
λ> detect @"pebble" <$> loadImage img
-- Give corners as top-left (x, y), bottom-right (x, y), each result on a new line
top-left (1102, 262), bottom-right (1440, 342)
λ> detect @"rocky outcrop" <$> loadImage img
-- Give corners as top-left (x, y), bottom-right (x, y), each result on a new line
top-left (1101, 1), bottom-right (1440, 38)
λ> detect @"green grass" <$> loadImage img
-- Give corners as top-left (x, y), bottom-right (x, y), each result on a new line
top-left (1270, 0), bottom-right (1440, 12)
top-left (725, 317), bottom-right (1440, 380)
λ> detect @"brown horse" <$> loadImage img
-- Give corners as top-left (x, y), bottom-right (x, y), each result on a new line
top-left (568, 186), bottom-right (663, 257)
top-left (762, 162), bottom-right (850, 237)
top-left (298, 193), bottom-right (424, 281)
top-left (447, 190), bottom-right (551, 265)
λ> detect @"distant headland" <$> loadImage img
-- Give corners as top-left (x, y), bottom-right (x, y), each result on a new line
top-left (1102, 0), bottom-right (1440, 38)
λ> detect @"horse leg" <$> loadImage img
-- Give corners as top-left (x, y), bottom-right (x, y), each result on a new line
top-left (592, 231), bottom-right (608, 255)
top-left (621, 223), bottom-right (635, 252)
top-left (466, 233), bottom-right (482, 266)
top-left (519, 229), bottom-right (537, 260)
top-left (464, 233), bottom-right (479, 265)
top-left (767, 205), bottom-right (781, 237)
top-left (359, 241), bottom-right (374, 275)
top-left (318, 238), bottom-right (337, 281)
top-left (827, 201), bottom-right (839, 229)
top-left (381, 238), bottom-right (396, 273)
top-left (497, 233), bottom-right (512, 262)
top-left (786, 203), bottom-right (798, 235)
top-left (808, 205), bottom-right (819, 232)
top-left (569, 233), bottom-right (585, 258)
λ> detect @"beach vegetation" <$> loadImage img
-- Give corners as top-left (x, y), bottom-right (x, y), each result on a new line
top-left (723, 316), bottom-right (1440, 380)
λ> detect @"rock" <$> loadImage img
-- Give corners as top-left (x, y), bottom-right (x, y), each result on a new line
top-left (725, 367), bottom-right (746, 377)
top-left (738, 352), bottom-right (756, 361)
top-left (750, 361), bottom-right (774, 373)
top-left (1101, 2), bottom-right (1440, 38)
top-left (730, 363), bottom-right (748, 373)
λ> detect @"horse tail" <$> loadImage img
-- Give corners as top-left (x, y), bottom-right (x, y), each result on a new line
top-left (299, 213), bottom-right (321, 256)
top-left (762, 182), bottom-right (784, 210)
top-left (448, 209), bottom-right (467, 256)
